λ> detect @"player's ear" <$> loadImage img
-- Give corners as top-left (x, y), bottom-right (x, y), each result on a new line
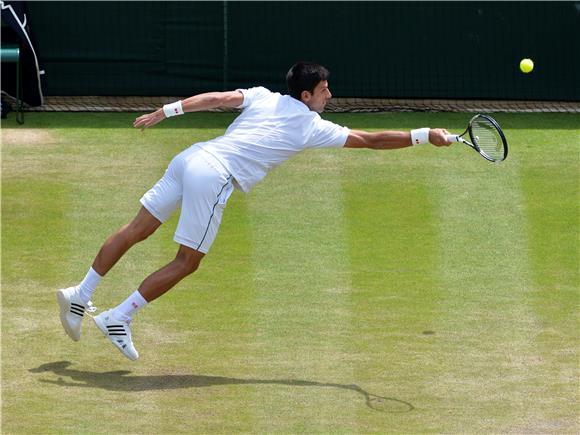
top-left (300, 90), bottom-right (311, 103)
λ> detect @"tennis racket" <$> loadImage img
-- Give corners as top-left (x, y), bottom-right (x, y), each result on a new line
top-left (446, 114), bottom-right (508, 162)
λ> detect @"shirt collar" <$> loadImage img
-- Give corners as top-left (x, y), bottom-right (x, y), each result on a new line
top-left (287, 94), bottom-right (311, 112)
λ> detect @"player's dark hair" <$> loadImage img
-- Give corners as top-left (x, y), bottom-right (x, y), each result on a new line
top-left (286, 62), bottom-right (329, 101)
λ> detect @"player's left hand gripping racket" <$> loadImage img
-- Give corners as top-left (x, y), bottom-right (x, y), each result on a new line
top-left (446, 114), bottom-right (508, 162)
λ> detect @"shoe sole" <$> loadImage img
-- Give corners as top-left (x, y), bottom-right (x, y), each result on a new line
top-left (93, 315), bottom-right (139, 361)
top-left (57, 289), bottom-right (81, 342)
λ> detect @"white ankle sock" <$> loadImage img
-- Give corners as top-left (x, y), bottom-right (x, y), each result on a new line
top-left (112, 290), bottom-right (148, 322)
top-left (78, 267), bottom-right (102, 304)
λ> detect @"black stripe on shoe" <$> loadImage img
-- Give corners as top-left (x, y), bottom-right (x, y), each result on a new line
top-left (69, 304), bottom-right (85, 317)
top-left (106, 325), bottom-right (126, 336)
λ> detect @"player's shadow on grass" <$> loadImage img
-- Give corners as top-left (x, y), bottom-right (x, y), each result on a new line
top-left (30, 361), bottom-right (413, 414)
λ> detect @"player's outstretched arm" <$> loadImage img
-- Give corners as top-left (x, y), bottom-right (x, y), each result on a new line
top-left (344, 129), bottom-right (452, 149)
top-left (133, 90), bottom-right (244, 130)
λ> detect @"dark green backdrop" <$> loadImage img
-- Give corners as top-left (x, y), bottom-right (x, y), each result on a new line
top-left (27, 1), bottom-right (580, 100)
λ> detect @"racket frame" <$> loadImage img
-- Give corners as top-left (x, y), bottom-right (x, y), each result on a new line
top-left (467, 113), bottom-right (508, 162)
top-left (449, 114), bottom-right (508, 162)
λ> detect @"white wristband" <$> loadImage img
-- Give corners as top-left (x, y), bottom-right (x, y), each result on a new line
top-left (410, 127), bottom-right (430, 145)
top-left (163, 100), bottom-right (184, 118)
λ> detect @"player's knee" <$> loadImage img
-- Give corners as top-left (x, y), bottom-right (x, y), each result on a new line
top-left (179, 259), bottom-right (200, 276)
top-left (175, 253), bottom-right (201, 276)
top-left (126, 222), bottom-right (156, 243)
top-left (135, 227), bottom-right (153, 242)
top-left (175, 248), bottom-right (203, 276)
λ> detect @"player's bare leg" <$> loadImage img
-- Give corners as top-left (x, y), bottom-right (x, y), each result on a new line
top-left (138, 244), bottom-right (204, 302)
top-left (93, 245), bottom-right (204, 360)
top-left (92, 206), bottom-right (162, 276)
top-left (57, 207), bottom-right (162, 342)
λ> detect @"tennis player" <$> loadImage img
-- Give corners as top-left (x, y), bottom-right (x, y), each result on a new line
top-left (57, 62), bottom-right (452, 360)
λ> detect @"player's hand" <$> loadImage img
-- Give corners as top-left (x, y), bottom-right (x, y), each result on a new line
top-left (133, 109), bottom-right (165, 130)
top-left (429, 128), bottom-right (453, 147)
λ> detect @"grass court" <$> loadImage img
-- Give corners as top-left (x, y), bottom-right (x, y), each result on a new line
top-left (2, 111), bottom-right (578, 433)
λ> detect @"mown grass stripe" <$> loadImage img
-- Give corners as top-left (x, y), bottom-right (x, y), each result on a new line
top-left (519, 129), bottom-right (579, 433)
top-left (341, 148), bottom-right (441, 428)
top-left (245, 149), bottom-right (356, 432)
top-left (430, 149), bottom-right (565, 432)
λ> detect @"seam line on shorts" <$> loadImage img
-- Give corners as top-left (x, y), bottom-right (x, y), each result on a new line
top-left (196, 175), bottom-right (232, 251)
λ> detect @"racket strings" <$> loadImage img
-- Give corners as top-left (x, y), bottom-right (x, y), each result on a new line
top-left (471, 118), bottom-right (505, 160)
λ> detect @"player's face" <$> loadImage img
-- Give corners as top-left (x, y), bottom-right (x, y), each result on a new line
top-left (303, 80), bottom-right (332, 113)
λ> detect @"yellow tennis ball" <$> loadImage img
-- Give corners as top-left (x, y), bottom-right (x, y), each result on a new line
top-left (520, 58), bottom-right (534, 73)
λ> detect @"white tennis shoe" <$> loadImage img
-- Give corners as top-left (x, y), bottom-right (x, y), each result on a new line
top-left (57, 286), bottom-right (97, 341)
top-left (93, 310), bottom-right (139, 361)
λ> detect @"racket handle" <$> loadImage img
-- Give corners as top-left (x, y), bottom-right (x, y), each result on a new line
top-left (445, 134), bottom-right (461, 143)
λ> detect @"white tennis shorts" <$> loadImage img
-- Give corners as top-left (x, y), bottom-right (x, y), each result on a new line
top-left (140, 145), bottom-right (234, 253)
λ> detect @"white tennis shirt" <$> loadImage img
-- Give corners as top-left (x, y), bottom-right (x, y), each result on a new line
top-left (197, 87), bottom-right (350, 192)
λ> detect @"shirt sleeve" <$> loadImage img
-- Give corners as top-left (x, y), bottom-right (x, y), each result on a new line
top-left (307, 116), bottom-right (351, 149)
top-left (236, 86), bottom-right (271, 109)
